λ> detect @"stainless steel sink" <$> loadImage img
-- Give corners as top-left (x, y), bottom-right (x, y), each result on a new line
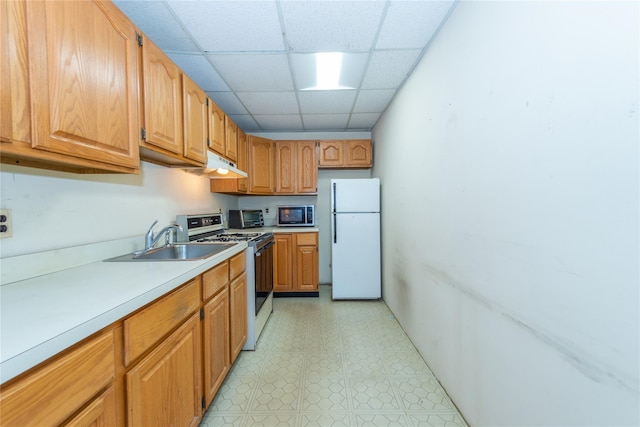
top-left (104, 243), bottom-right (235, 262)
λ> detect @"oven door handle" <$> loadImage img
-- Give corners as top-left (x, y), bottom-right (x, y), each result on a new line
top-left (255, 240), bottom-right (275, 256)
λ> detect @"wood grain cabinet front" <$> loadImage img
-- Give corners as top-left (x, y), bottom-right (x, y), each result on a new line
top-left (318, 139), bottom-right (372, 168)
top-left (1, 0), bottom-right (141, 174)
top-left (0, 330), bottom-right (116, 427)
top-left (273, 232), bottom-right (319, 293)
top-left (274, 140), bottom-right (318, 194)
top-left (126, 312), bottom-right (202, 427)
top-left (123, 278), bottom-right (200, 366)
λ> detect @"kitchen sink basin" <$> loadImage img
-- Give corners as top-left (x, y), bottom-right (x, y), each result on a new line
top-left (105, 243), bottom-right (235, 262)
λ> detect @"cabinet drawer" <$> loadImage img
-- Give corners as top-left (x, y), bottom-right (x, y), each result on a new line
top-left (229, 251), bottom-right (245, 280)
top-left (203, 261), bottom-right (229, 300)
top-left (296, 233), bottom-right (317, 246)
top-left (0, 330), bottom-right (115, 427)
top-left (124, 278), bottom-right (200, 365)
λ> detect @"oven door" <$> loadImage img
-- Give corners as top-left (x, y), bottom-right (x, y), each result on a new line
top-left (254, 240), bottom-right (274, 314)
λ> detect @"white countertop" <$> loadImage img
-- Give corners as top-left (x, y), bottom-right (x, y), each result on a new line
top-left (0, 242), bottom-right (247, 383)
top-left (227, 226), bottom-right (320, 233)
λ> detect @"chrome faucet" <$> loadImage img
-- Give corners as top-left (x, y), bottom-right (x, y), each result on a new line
top-left (144, 220), bottom-right (183, 250)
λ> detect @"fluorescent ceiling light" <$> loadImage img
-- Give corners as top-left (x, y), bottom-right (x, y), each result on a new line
top-left (316, 52), bottom-right (342, 90)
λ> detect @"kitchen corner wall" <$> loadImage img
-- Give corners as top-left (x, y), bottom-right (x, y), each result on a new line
top-left (0, 161), bottom-right (238, 258)
top-left (373, 1), bottom-right (639, 426)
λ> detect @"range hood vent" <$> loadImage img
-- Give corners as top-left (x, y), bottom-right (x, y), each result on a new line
top-left (180, 152), bottom-right (248, 179)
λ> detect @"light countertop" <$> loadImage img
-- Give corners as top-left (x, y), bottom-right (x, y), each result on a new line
top-left (0, 242), bottom-right (247, 383)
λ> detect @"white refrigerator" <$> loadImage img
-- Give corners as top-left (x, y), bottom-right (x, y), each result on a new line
top-left (331, 178), bottom-right (381, 299)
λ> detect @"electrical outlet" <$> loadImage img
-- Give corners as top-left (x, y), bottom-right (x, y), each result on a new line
top-left (0, 209), bottom-right (13, 238)
top-left (265, 207), bottom-right (269, 214)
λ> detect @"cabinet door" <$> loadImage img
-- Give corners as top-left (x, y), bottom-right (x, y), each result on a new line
top-left (275, 141), bottom-right (296, 193)
top-left (318, 140), bottom-right (344, 167)
top-left (127, 313), bottom-right (202, 427)
top-left (26, 1), bottom-right (139, 169)
top-left (236, 130), bottom-right (248, 192)
top-left (225, 117), bottom-right (238, 162)
top-left (296, 245), bottom-right (319, 291)
top-left (248, 136), bottom-right (274, 194)
top-left (229, 272), bottom-right (247, 363)
top-left (208, 99), bottom-right (226, 156)
top-left (273, 234), bottom-right (293, 292)
top-left (346, 139), bottom-right (372, 167)
top-left (182, 74), bottom-right (207, 164)
top-left (63, 385), bottom-right (117, 427)
top-left (141, 36), bottom-right (182, 154)
top-left (0, 0), bottom-right (30, 145)
top-left (296, 141), bottom-right (318, 193)
top-left (203, 288), bottom-right (230, 408)
top-left (0, 331), bottom-right (115, 427)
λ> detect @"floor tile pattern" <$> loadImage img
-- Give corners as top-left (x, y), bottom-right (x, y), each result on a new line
top-left (201, 285), bottom-right (467, 427)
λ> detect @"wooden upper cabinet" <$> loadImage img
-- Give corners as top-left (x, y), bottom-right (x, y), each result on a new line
top-left (275, 141), bottom-right (296, 193)
top-left (18, 0), bottom-right (140, 172)
top-left (297, 141), bottom-right (318, 193)
top-left (318, 139), bottom-right (372, 168)
top-left (318, 140), bottom-right (344, 167)
top-left (346, 139), bottom-right (373, 167)
top-left (140, 36), bottom-right (182, 155)
top-left (225, 117), bottom-right (238, 162)
top-left (182, 74), bottom-right (208, 164)
top-left (248, 136), bottom-right (275, 194)
top-left (0, 0), bottom-right (30, 146)
top-left (208, 99), bottom-right (226, 156)
top-left (275, 140), bottom-right (317, 194)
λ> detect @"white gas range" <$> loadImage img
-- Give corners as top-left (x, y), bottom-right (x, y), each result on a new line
top-left (176, 213), bottom-right (274, 350)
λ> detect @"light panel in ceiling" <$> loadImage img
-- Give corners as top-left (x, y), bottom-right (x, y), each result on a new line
top-left (113, 0), bottom-right (456, 133)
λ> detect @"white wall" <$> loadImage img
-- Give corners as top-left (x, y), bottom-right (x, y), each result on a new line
top-left (242, 131), bottom-right (371, 283)
top-left (0, 162), bottom-right (238, 258)
top-left (373, 1), bottom-right (639, 426)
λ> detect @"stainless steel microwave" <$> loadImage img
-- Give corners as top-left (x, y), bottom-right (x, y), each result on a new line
top-left (276, 205), bottom-right (315, 227)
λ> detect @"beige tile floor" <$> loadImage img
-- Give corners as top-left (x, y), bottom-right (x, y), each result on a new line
top-left (201, 285), bottom-right (468, 427)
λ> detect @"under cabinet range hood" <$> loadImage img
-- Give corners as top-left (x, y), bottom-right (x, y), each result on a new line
top-left (180, 152), bottom-right (248, 178)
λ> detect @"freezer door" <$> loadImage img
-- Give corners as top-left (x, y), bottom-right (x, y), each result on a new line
top-left (331, 212), bottom-right (381, 299)
top-left (331, 178), bottom-right (380, 213)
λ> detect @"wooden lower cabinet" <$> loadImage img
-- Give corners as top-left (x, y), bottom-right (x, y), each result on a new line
top-left (0, 330), bottom-right (115, 427)
top-left (0, 252), bottom-right (248, 427)
top-left (64, 385), bottom-right (117, 427)
top-left (273, 234), bottom-right (294, 292)
top-left (126, 312), bottom-right (202, 427)
top-left (273, 232), bottom-right (319, 293)
top-left (230, 272), bottom-right (247, 363)
top-left (203, 287), bottom-right (230, 407)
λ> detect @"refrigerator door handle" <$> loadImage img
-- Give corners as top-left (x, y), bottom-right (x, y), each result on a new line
top-left (332, 182), bottom-right (337, 213)
top-left (333, 214), bottom-right (337, 243)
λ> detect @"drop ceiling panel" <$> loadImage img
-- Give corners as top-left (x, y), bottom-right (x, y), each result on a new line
top-left (254, 115), bottom-right (304, 131)
top-left (353, 90), bottom-right (396, 113)
top-left (361, 49), bottom-right (423, 89)
top-left (206, 92), bottom-right (248, 115)
top-left (349, 113), bottom-right (382, 129)
top-left (166, 1), bottom-right (284, 52)
top-left (303, 114), bottom-right (350, 130)
top-left (228, 115), bottom-right (260, 132)
top-left (113, 1), bottom-right (199, 52)
top-left (281, 1), bottom-right (387, 51)
top-left (376, 1), bottom-right (455, 49)
top-left (112, 0), bottom-right (457, 133)
top-left (298, 91), bottom-right (357, 114)
top-left (236, 92), bottom-right (299, 115)
top-left (208, 54), bottom-right (294, 92)
top-left (167, 54), bottom-right (229, 92)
